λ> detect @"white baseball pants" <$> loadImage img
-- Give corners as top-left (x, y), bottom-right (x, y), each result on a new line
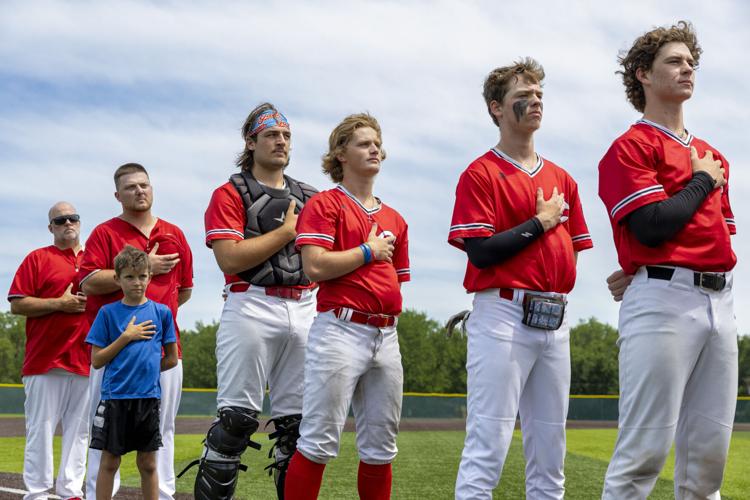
top-left (22, 369), bottom-right (89, 500)
top-left (603, 267), bottom-right (738, 500)
top-left (215, 285), bottom-right (315, 417)
top-left (455, 289), bottom-right (570, 500)
top-left (296, 311), bottom-right (403, 465)
top-left (85, 366), bottom-right (119, 500)
top-left (157, 359), bottom-right (182, 500)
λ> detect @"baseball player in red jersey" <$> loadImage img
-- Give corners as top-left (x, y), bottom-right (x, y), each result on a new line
top-left (448, 59), bottom-right (593, 500)
top-left (190, 103), bottom-right (317, 500)
top-left (599, 22), bottom-right (737, 500)
top-left (284, 113), bottom-right (410, 500)
top-left (8, 202), bottom-right (89, 500)
top-left (78, 163), bottom-right (193, 500)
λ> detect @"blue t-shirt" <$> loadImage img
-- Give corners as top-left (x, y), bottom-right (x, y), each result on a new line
top-left (85, 300), bottom-right (176, 400)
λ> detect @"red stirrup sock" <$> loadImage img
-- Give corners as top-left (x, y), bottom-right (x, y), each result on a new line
top-left (284, 451), bottom-right (326, 500)
top-left (357, 461), bottom-right (393, 500)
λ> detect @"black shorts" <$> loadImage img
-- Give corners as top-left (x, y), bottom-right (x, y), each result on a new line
top-left (90, 398), bottom-right (162, 456)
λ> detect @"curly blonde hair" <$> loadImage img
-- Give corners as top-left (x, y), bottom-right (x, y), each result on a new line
top-left (618, 21), bottom-right (702, 112)
top-left (322, 113), bottom-right (386, 183)
top-left (482, 58), bottom-right (545, 126)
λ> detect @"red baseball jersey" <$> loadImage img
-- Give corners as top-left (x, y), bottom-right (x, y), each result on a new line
top-left (448, 149), bottom-right (593, 294)
top-left (204, 182), bottom-right (314, 289)
top-left (599, 119), bottom-right (736, 274)
top-left (295, 185), bottom-right (410, 316)
top-left (8, 246), bottom-right (89, 376)
top-left (77, 217), bottom-right (193, 356)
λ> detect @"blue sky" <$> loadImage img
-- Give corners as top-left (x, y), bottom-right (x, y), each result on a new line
top-left (2, 0), bottom-right (749, 334)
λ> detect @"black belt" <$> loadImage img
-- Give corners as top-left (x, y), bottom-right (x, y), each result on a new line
top-left (645, 266), bottom-right (727, 291)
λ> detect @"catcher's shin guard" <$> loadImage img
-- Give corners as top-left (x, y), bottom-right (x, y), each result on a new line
top-left (179, 407), bottom-right (262, 500)
top-left (264, 414), bottom-right (302, 500)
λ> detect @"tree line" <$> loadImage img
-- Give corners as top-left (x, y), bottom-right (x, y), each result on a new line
top-left (1, 310), bottom-right (749, 396)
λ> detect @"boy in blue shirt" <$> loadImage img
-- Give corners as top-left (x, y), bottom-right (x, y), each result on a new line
top-left (85, 245), bottom-right (178, 500)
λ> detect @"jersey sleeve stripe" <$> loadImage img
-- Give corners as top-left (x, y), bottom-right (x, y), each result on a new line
top-left (396, 268), bottom-right (410, 274)
top-left (295, 233), bottom-right (335, 243)
top-left (726, 218), bottom-right (736, 225)
top-left (571, 234), bottom-right (592, 242)
top-left (78, 269), bottom-right (101, 287)
top-left (7, 294), bottom-right (26, 300)
top-left (609, 185), bottom-right (665, 219)
top-left (206, 229), bottom-right (244, 239)
top-left (449, 222), bottom-right (495, 232)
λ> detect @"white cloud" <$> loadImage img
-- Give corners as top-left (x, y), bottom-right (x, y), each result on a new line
top-left (1, 0), bottom-right (749, 334)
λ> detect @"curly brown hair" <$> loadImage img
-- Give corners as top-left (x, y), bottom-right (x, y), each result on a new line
top-left (322, 113), bottom-right (386, 183)
top-left (618, 21), bottom-right (702, 112)
top-left (482, 58), bottom-right (545, 126)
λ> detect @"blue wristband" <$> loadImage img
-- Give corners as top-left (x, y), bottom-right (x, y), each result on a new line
top-left (359, 243), bottom-right (373, 264)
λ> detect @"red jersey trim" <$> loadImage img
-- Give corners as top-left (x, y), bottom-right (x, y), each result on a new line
top-left (335, 185), bottom-right (382, 215)
top-left (205, 228), bottom-right (244, 246)
top-left (726, 218), bottom-right (736, 234)
top-left (396, 268), bottom-right (411, 282)
top-left (609, 185), bottom-right (665, 219)
top-left (637, 119), bottom-right (693, 147)
top-left (491, 148), bottom-right (544, 177)
top-left (78, 269), bottom-right (102, 287)
top-left (295, 233), bottom-right (335, 250)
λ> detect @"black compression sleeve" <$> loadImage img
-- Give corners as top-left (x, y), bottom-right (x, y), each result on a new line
top-left (626, 171), bottom-right (715, 247)
top-left (464, 217), bottom-right (545, 269)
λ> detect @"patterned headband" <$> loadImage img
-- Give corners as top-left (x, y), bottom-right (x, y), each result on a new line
top-left (249, 110), bottom-right (290, 136)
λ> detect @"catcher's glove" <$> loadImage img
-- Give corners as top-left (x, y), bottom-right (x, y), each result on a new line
top-left (445, 309), bottom-right (471, 338)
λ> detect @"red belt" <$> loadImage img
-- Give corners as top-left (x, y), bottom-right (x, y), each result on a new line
top-left (228, 283), bottom-right (304, 301)
top-left (333, 307), bottom-right (397, 328)
top-left (499, 288), bottom-right (515, 301)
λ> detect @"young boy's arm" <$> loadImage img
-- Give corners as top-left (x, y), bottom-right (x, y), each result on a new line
top-left (161, 342), bottom-right (178, 371)
top-left (91, 316), bottom-right (156, 369)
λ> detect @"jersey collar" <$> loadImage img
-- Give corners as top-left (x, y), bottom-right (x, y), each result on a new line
top-left (491, 148), bottom-right (544, 177)
top-left (335, 184), bottom-right (382, 215)
top-left (636, 118), bottom-right (693, 147)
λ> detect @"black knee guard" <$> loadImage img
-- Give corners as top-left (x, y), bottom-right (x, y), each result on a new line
top-left (264, 414), bottom-right (302, 500)
top-left (179, 407), bottom-right (261, 500)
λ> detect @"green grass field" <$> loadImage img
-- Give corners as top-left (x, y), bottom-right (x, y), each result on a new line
top-left (1, 430), bottom-right (748, 499)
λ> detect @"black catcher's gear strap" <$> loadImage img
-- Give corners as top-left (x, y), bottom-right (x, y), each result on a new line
top-left (264, 414), bottom-right (303, 500)
top-left (177, 407), bottom-right (261, 500)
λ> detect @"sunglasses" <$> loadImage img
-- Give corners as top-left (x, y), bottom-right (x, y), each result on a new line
top-left (50, 214), bottom-right (81, 225)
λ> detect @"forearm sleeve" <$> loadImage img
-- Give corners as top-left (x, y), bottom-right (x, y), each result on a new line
top-left (465, 217), bottom-right (544, 269)
top-left (626, 171), bottom-right (715, 247)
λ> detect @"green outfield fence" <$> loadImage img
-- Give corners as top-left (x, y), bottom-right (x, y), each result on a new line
top-left (1, 384), bottom-right (749, 422)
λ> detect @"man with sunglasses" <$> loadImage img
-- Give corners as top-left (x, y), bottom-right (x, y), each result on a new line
top-left (8, 202), bottom-right (89, 500)
top-left (78, 163), bottom-right (194, 500)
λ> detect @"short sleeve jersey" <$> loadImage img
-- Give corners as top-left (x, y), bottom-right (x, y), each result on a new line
top-left (86, 300), bottom-right (176, 399)
top-left (448, 149), bottom-right (593, 294)
top-left (598, 120), bottom-right (736, 274)
top-left (204, 181), bottom-right (315, 289)
top-left (7, 246), bottom-right (89, 376)
top-left (77, 218), bottom-right (193, 356)
top-left (295, 185), bottom-right (410, 316)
